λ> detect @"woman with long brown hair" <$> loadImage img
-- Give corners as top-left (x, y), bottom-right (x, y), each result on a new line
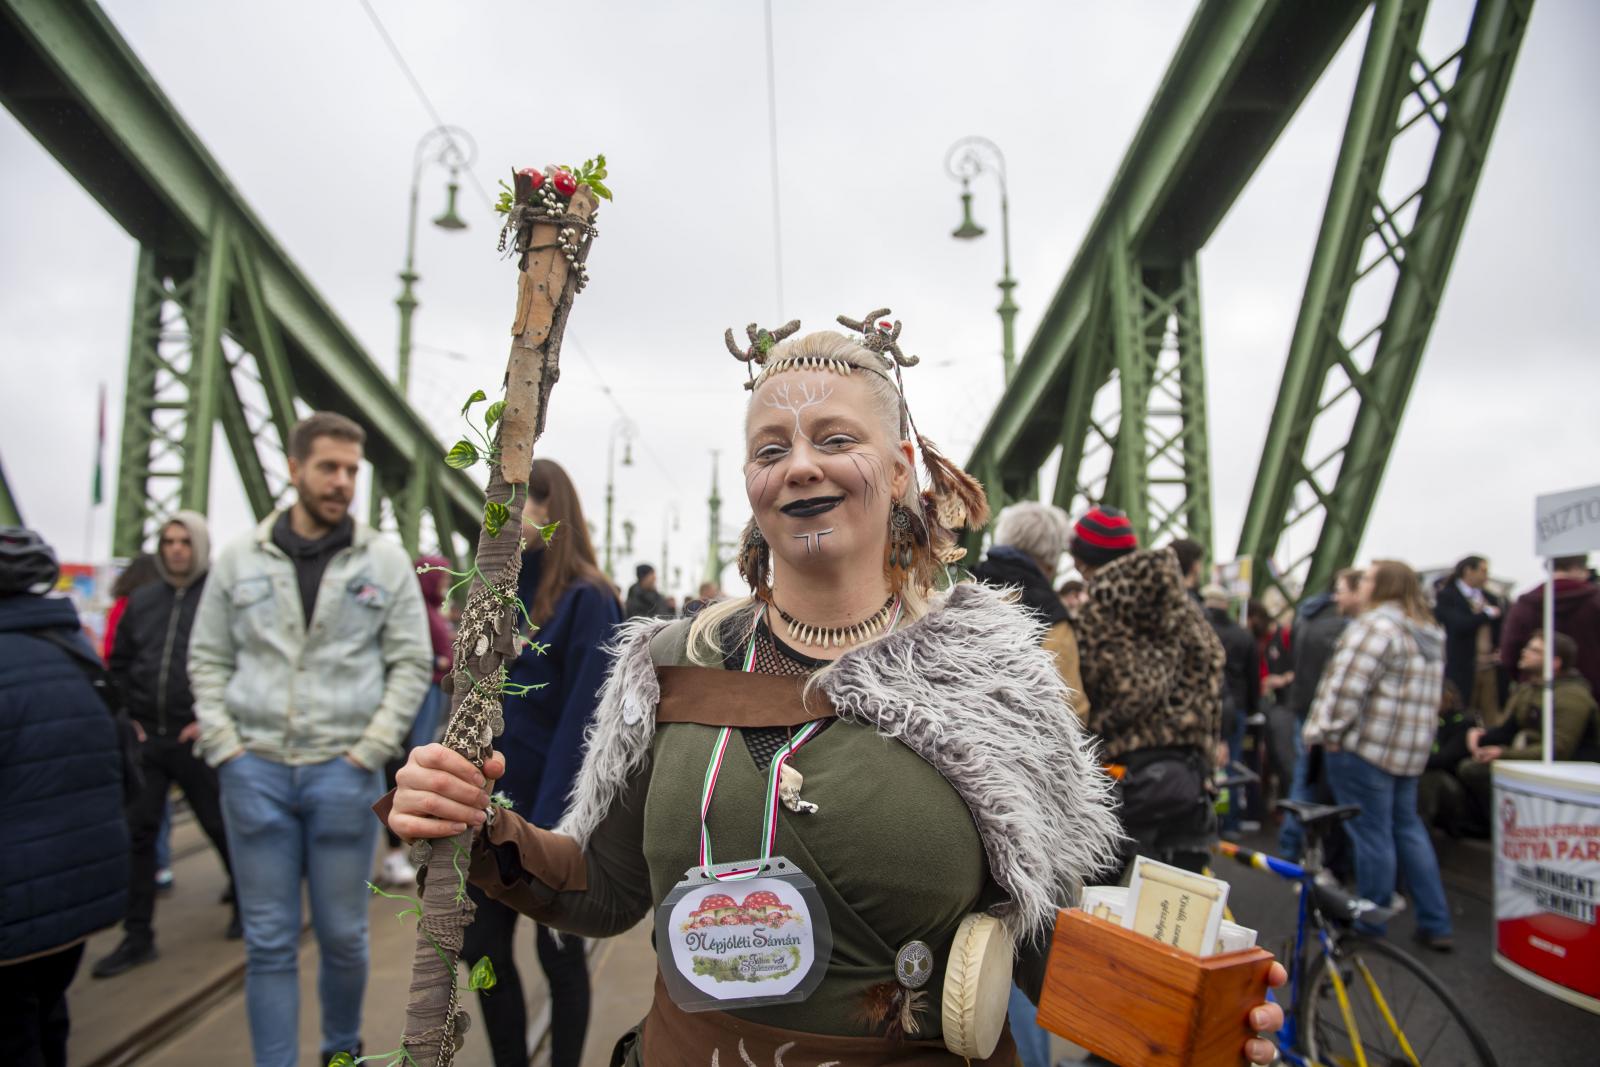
top-left (1303, 559), bottom-right (1455, 951)
top-left (389, 319), bottom-right (1286, 1064)
top-left (460, 457), bottom-right (622, 1067)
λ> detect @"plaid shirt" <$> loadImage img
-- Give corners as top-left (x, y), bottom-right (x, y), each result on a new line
top-left (1303, 603), bottom-right (1444, 776)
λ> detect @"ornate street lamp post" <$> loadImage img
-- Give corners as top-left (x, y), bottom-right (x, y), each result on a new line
top-left (372, 126), bottom-right (476, 535)
top-left (945, 136), bottom-right (1018, 385)
top-left (396, 126), bottom-right (476, 398)
top-left (661, 503), bottom-right (680, 603)
top-left (604, 418), bottom-right (635, 580)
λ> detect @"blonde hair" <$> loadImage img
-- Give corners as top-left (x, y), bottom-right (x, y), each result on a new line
top-left (689, 330), bottom-right (936, 666)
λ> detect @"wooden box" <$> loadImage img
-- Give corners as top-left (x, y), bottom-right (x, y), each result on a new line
top-left (1035, 908), bottom-right (1274, 1067)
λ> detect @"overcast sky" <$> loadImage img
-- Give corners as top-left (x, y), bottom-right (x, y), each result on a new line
top-left (3, 0), bottom-right (1597, 599)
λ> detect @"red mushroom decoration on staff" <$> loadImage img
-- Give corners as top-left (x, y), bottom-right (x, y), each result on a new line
top-left (397, 155), bottom-right (610, 1067)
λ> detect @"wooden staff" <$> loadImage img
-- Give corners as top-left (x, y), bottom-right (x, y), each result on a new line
top-left (399, 168), bottom-right (601, 1067)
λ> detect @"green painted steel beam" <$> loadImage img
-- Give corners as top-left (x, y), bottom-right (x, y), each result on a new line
top-left (1174, 258), bottom-right (1213, 556)
top-left (179, 217), bottom-right (230, 514)
top-left (1238, 0), bottom-right (1532, 598)
top-left (231, 241), bottom-right (300, 449)
top-left (0, 0), bottom-right (480, 549)
top-left (1104, 235), bottom-right (1148, 534)
top-left (968, 0), bottom-right (1368, 486)
top-left (1305, 0), bottom-right (1531, 591)
top-left (215, 352), bottom-right (277, 520)
top-left (111, 246), bottom-right (164, 555)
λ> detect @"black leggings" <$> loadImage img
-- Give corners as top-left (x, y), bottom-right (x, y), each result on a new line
top-left (461, 885), bottom-right (591, 1067)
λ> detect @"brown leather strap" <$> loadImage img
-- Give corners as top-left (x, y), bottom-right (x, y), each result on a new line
top-left (656, 666), bottom-right (836, 727)
top-left (640, 975), bottom-right (1017, 1066)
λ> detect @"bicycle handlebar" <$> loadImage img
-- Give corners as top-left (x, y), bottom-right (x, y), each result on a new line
top-left (1214, 839), bottom-right (1306, 881)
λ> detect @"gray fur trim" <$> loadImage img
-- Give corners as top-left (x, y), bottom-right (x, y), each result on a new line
top-left (555, 585), bottom-right (1123, 943)
top-left (824, 583), bottom-right (1123, 940)
top-left (553, 614), bottom-right (673, 846)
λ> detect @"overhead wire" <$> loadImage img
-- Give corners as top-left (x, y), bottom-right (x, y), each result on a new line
top-left (355, 0), bottom-right (496, 212)
top-left (763, 0), bottom-right (787, 320)
top-left (357, 0), bottom-right (688, 504)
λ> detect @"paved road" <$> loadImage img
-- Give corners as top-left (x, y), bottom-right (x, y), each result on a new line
top-left (1222, 825), bottom-right (1596, 1067)
top-left (65, 812), bottom-right (1593, 1065)
top-left (65, 813), bottom-right (655, 1067)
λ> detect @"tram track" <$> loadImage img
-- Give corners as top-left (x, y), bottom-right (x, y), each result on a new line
top-left (82, 923), bottom-right (314, 1067)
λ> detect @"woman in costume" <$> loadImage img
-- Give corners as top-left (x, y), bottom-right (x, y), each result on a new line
top-left (387, 315), bottom-right (1286, 1065)
top-left (463, 458), bottom-right (623, 1067)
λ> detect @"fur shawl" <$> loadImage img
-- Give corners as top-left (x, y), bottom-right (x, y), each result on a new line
top-left (554, 582), bottom-right (1123, 942)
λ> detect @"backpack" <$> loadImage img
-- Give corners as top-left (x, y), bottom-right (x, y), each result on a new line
top-left (24, 626), bottom-right (144, 803)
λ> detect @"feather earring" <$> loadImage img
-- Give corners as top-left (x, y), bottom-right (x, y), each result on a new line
top-left (916, 434), bottom-right (990, 531)
top-left (885, 502), bottom-right (917, 592)
top-left (737, 519), bottom-right (771, 599)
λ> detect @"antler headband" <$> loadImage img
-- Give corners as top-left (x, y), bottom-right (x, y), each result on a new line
top-left (722, 307), bottom-right (990, 545)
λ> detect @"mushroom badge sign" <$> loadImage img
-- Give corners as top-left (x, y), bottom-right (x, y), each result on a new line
top-left (655, 859), bottom-right (833, 1012)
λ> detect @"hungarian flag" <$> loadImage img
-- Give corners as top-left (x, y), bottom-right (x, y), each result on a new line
top-left (92, 384), bottom-right (106, 507)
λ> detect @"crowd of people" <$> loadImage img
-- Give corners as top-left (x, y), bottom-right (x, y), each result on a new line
top-left (4, 374), bottom-right (1593, 1066)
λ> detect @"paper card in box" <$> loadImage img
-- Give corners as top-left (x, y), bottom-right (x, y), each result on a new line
top-left (1037, 909), bottom-right (1274, 1067)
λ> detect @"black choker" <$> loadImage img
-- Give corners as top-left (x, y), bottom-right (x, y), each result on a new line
top-left (771, 595), bottom-right (897, 649)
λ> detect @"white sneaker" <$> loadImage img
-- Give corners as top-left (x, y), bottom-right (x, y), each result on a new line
top-left (381, 849), bottom-right (417, 888)
top-left (1389, 891), bottom-right (1408, 913)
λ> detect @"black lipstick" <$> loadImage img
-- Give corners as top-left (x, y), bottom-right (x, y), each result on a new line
top-left (781, 496), bottom-right (843, 518)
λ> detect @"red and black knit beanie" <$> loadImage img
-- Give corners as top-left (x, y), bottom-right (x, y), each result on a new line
top-left (1071, 505), bottom-right (1138, 568)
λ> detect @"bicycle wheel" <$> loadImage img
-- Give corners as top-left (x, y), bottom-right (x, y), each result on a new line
top-left (1299, 935), bottom-right (1496, 1066)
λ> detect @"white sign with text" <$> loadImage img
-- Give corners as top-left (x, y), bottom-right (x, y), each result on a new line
top-left (1535, 483), bottom-right (1600, 558)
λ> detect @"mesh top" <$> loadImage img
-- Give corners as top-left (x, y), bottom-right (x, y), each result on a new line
top-left (736, 618), bottom-right (833, 769)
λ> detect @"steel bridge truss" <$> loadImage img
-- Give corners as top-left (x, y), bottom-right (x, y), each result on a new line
top-left (966, 0), bottom-right (1531, 600)
top-left (2, 0), bottom-right (481, 564)
top-left (1051, 248), bottom-right (1213, 553)
top-left (1237, 0), bottom-right (1531, 601)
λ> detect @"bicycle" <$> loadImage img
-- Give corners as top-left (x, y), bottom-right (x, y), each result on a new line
top-left (1214, 798), bottom-right (1497, 1066)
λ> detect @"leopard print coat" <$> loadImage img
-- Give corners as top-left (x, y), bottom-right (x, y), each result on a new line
top-left (1076, 547), bottom-right (1225, 761)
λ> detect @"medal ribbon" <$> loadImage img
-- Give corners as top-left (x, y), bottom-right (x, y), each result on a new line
top-left (698, 599), bottom-right (901, 882)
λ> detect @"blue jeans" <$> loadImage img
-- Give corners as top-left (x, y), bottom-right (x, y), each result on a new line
top-left (1008, 984), bottom-right (1050, 1067)
top-left (219, 752), bottom-right (383, 1067)
top-left (155, 801), bottom-right (172, 871)
top-left (1323, 751), bottom-right (1452, 937)
top-left (1221, 710), bottom-right (1248, 833)
top-left (1277, 729), bottom-right (1315, 859)
top-left (409, 684), bottom-right (444, 749)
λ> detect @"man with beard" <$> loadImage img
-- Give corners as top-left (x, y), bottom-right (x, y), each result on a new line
top-left (190, 412), bottom-right (431, 1067)
top-left (93, 511), bottom-right (239, 980)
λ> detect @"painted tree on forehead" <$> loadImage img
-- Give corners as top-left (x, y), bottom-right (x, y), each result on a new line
top-left (396, 158), bottom-right (610, 1067)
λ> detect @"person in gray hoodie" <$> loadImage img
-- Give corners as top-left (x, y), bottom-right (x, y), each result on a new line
top-left (1303, 560), bottom-right (1454, 951)
top-left (93, 510), bottom-right (238, 979)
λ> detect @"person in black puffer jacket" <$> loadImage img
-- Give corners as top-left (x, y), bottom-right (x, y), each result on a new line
top-left (0, 527), bottom-right (129, 1067)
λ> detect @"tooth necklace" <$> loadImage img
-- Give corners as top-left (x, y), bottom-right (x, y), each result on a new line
top-left (769, 595), bottom-right (900, 649)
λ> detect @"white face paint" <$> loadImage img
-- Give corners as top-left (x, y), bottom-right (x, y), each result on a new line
top-left (744, 370), bottom-right (906, 575)
top-left (792, 529), bottom-right (834, 555)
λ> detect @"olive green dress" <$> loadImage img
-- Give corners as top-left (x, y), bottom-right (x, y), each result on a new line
top-left (468, 617), bottom-right (1032, 1065)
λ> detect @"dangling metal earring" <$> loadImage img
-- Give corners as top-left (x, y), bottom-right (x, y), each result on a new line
top-left (738, 520), bottom-right (771, 598)
top-left (886, 503), bottom-right (916, 588)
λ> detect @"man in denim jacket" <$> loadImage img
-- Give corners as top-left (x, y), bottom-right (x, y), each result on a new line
top-left (190, 412), bottom-right (431, 1067)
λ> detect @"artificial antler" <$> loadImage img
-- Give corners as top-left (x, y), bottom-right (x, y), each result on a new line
top-left (724, 318), bottom-right (802, 365)
top-left (836, 307), bottom-right (920, 368)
